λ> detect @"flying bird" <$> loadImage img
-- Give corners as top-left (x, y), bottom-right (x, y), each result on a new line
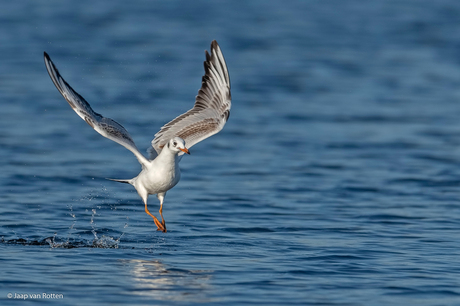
top-left (44, 41), bottom-right (231, 232)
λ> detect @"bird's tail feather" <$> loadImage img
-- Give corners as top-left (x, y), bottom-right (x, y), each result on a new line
top-left (106, 178), bottom-right (133, 185)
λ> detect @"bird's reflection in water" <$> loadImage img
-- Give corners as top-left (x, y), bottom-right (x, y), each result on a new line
top-left (121, 259), bottom-right (216, 302)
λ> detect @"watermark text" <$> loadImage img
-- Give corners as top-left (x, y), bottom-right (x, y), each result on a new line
top-left (7, 292), bottom-right (64, 299)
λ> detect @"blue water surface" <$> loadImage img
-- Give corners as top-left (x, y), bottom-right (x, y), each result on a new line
top-left (2, 0), bottom-right (460, 305)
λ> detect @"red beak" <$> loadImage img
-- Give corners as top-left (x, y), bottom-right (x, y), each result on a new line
top-left (180, 147), bottom-right (190, 155)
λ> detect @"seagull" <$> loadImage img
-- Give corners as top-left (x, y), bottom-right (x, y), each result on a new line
top-left (44, 41), bottom-right (231, 232)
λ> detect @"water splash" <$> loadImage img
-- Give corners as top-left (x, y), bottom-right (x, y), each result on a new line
top-left (1, 188), bottom-right (129, 249)
top-left (91, 231), bottom-right (123, 249)
top-left (40, 232), bottom-right (122, 249)
top-left (4, 206), bottom-right (126, 249)
top-left (46, 233), bottom-right (73, 248)
top-left (90, 208), bottom-right (97, 225)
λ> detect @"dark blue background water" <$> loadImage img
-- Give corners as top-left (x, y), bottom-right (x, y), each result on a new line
top-left (2, 1), bottom-right (460, 305)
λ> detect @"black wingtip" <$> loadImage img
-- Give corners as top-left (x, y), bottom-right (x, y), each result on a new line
top-left (207, 41), bottom-right (219, 57)
top-left (44, 52), bottom-right (53, 66)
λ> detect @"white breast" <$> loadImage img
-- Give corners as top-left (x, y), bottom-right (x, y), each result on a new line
top-left (135, 153), bottom-right (181, 195)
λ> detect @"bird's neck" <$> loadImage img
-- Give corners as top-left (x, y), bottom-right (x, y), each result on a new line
top-left (156, 148), bottom-right (179, 166)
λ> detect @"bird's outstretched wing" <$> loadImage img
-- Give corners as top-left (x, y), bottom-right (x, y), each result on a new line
top-left (44, 52), bottom-right (149, 167)
top-left (149, 40), bottom-right (231, 159)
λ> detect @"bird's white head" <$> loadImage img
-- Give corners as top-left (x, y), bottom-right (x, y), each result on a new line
top-left (167, 137), bottom-right (190, 155)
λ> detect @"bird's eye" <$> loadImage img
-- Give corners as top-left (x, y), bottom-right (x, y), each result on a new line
top-left (173, 142), bottom-right (177, 146)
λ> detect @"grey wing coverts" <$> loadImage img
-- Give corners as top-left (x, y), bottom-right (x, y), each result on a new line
top-left (44, 52), bottom-right (149, 167)
top-left (149, 40), bottom-right (231, 158)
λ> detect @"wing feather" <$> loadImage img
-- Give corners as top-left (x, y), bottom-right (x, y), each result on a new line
top-left (149, 40), bottom-right (231, 158)
top-left (44, 52), bottom-right (149, 167)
